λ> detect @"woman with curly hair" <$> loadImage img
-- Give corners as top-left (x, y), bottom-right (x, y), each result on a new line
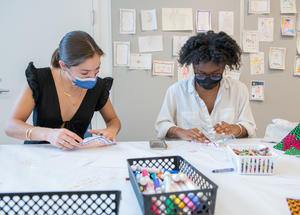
top-left (155, 31), bottom-right (256, 142)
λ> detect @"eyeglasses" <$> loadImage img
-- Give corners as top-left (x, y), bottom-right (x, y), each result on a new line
top-left (195, 73), bottom-right (222, 81)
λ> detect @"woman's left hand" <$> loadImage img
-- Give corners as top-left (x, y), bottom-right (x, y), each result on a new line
top-left (213, 121), bottom-right (241, 137)
top-left (88, 128), bottom-right (117, 142)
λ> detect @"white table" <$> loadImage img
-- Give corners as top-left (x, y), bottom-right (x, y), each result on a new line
top-left (0, 138), bottom-right (300, 215)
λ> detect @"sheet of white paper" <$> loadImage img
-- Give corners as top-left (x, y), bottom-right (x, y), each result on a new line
top-left (250, 52), bottom-right (265, 75)
top-left (296, 14), bottom-right (300, 31)
top-left (130, 53), bottom-right (152, 70)
top-left (281, 16), bottom-right (295, 36)
top-left (219, 11), bottom-right (234, 36)
top-left (294, 56), bottom-right (300, 76)
top-left (258, 17), bottom-right (274, 41)
top-left (297, 32), bottom-right (300, 54)
top-left (249, 0), bottom-right (270, 14)
top-left (280, 0), bottom-right (297, 14)
top-left (251, 80), bottom-right (264, 101)
top-left (173, 36), bottom-right (189, 56)
top-left (196, 10), bottom-right (211, 32)
top-left (140, 9), bottom-right (157, 31)
top-left (120, 9), bottom-right (136, 34)
top-left (153, 60), bottom-right (174, 76)
top-left (138, 35), bottom-right (163, 52)
top-left (177, 63), bottom-right (194, 81)
top-left (243, 31), bottom-right (259, 53)
top-left (269, 47), bottom-right (286, 70)
top-left (162, 8), bottom-right (193, 31)
top-left (113, 41), bottom-right (130, 67)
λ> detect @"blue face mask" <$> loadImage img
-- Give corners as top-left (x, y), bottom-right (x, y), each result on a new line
top-left (72, 77), bottom-right (97, 89)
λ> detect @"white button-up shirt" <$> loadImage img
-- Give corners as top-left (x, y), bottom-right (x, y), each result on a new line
top-left (155, 76), bottom-right (256, 139)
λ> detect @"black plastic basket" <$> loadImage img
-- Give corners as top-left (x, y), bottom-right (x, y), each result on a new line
top-left (127, 156), bottom-right (218, 215)
top-left (0, 190), bottom-right (121, 215)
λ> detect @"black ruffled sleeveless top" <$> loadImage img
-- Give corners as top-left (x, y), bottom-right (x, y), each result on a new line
top-left (25, 62), bottom-right (113, 144)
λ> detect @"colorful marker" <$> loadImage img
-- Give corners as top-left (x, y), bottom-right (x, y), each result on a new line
top-left (212, 168), bottom-right (234, 173)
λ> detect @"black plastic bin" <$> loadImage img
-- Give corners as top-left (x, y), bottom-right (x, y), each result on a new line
top-left (127, 156), bottom-right (218, 215)
top-left (0, 190), bottom-right (121, 215)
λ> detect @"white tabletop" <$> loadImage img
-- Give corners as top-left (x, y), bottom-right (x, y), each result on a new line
top-left (0, 138), bottom-right (300, 215)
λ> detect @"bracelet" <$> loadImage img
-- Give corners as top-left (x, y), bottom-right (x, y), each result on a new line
top-left (235, 124), bottom-right (243, 138)
top-left (25, 127), bottom-right (34, 140)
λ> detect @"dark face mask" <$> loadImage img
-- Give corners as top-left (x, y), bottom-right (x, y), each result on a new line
top-left (195, 75), bottom-right (222, 90)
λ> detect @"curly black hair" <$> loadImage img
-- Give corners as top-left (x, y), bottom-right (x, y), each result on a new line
top-left (178, 31), bottom-right (241, 70)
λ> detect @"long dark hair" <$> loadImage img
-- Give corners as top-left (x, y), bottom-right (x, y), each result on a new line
top-left (178, 31), bottom-right (241, 70)
top-left (51, 31), bottom-right (104, 68)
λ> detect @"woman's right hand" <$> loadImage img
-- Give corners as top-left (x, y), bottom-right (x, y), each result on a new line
top-left (177, 128), bottom-right (209, 143)
top-left (46, 128), bottom-right (82, 150)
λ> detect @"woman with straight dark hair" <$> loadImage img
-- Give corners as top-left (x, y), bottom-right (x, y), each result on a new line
top-left (5, 30), bottom-right (121, 150)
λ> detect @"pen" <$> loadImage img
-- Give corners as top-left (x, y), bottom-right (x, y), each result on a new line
top-left (212, 168), bottom-right (234, 173)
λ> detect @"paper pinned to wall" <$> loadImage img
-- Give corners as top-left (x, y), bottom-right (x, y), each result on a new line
top-left (296, 14), bottom-right (300, 31)
top-left (130, 53), bottom-right (152, 70)
top-left (196, 10), bottom-right (211, 32)
top-left (153, 60), bottom-right (174, 76)
top-left (248, 0), bottom-right (270, 14)
top-left (162, 8), bottom-right (193, 31)
top-left (243, 31), bottom-right (259, 53)
top-left (177, 63), bottom-right (193, 81)
top-left (172, 36), bottom-right (189, 56)
top-left (138, 35), bottom-right (163, 53)
top-left (269, 47), bottom-right (286, 70)
top-left (281, 16), bottom-right (295, 36)
top-left (120, 9), bottom-right (136, 34)
top-left (250, 52), bottom-right (265, 75)
top-left (140, 9), bottom-right (157, 31)
top-left (280, 0), bottom-right (297, 14)
top-left (258, 17), bottom-right (274, 41)
top-left (297, 32), bottom-right (300, 54)
top-left (294, 56), bottom-right (300, 76)
top-left (250, 80), bottom-right (264, 101)
top-left (218, 11), bottom-right (234, 35)
top-left (113, 41), bottom-right (130, 67)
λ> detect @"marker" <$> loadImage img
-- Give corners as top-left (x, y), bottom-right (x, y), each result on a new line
top-left (212, 168), bottom-right (234, 173)
top-left (131, 165), bottom-right (179, 174)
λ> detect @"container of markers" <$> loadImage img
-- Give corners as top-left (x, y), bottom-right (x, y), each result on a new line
top-left (127, 156), bottom-right (218, 215)
top-left (228, 144), bottom-right (277, 175)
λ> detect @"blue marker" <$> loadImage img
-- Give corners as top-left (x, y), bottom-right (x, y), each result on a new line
top-left (212, 168), bottom-right (234, 173)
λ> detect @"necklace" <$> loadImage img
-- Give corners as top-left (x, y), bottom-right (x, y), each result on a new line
top-left (60, 70), bottom-right (83, 106)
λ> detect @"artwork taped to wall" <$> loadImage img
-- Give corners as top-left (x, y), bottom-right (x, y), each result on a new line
top-left (297, 32), bottom-right (300, 54)
top-left (248, 0), bottom-right (270, 14)
top-left (281, 16), bottom-right (295, 36)
top-left (140, 9), bottom-right (157, 31)
top-left (250, 52), bottom-right (265, 75)
top-left (196, 10), bottom-right (211, 32)
top-left (258, 17), bottom-right (274, 41)
top-left (172, 36), bottom-right (189, 56)
top-left (130, 54), bottom-right (152, 70)
top-left (177, 64), bottom-right (193, 81)
top-left (120, 9), bottom-right (136, 34)
top-left (153, 60), bottom-right (174, 76)
top-left (294, 56), bottom-right (300, 76)
top-left (269, 47), bottom-right (286, 70)
top-left (280, 0), bottom-right (297, 14)
top-left (162, 8), bottom-right (193, 31)
top-left (243, 31), bottom-right (259, 53)
top-left (138, 35), bottom-right (163, 52)
top-left (250, 80), bottom-right (264, 101)
top-left (113, 41), bottom-right (130, 67)
top-left (219, 11), bottom-right (234, 36)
